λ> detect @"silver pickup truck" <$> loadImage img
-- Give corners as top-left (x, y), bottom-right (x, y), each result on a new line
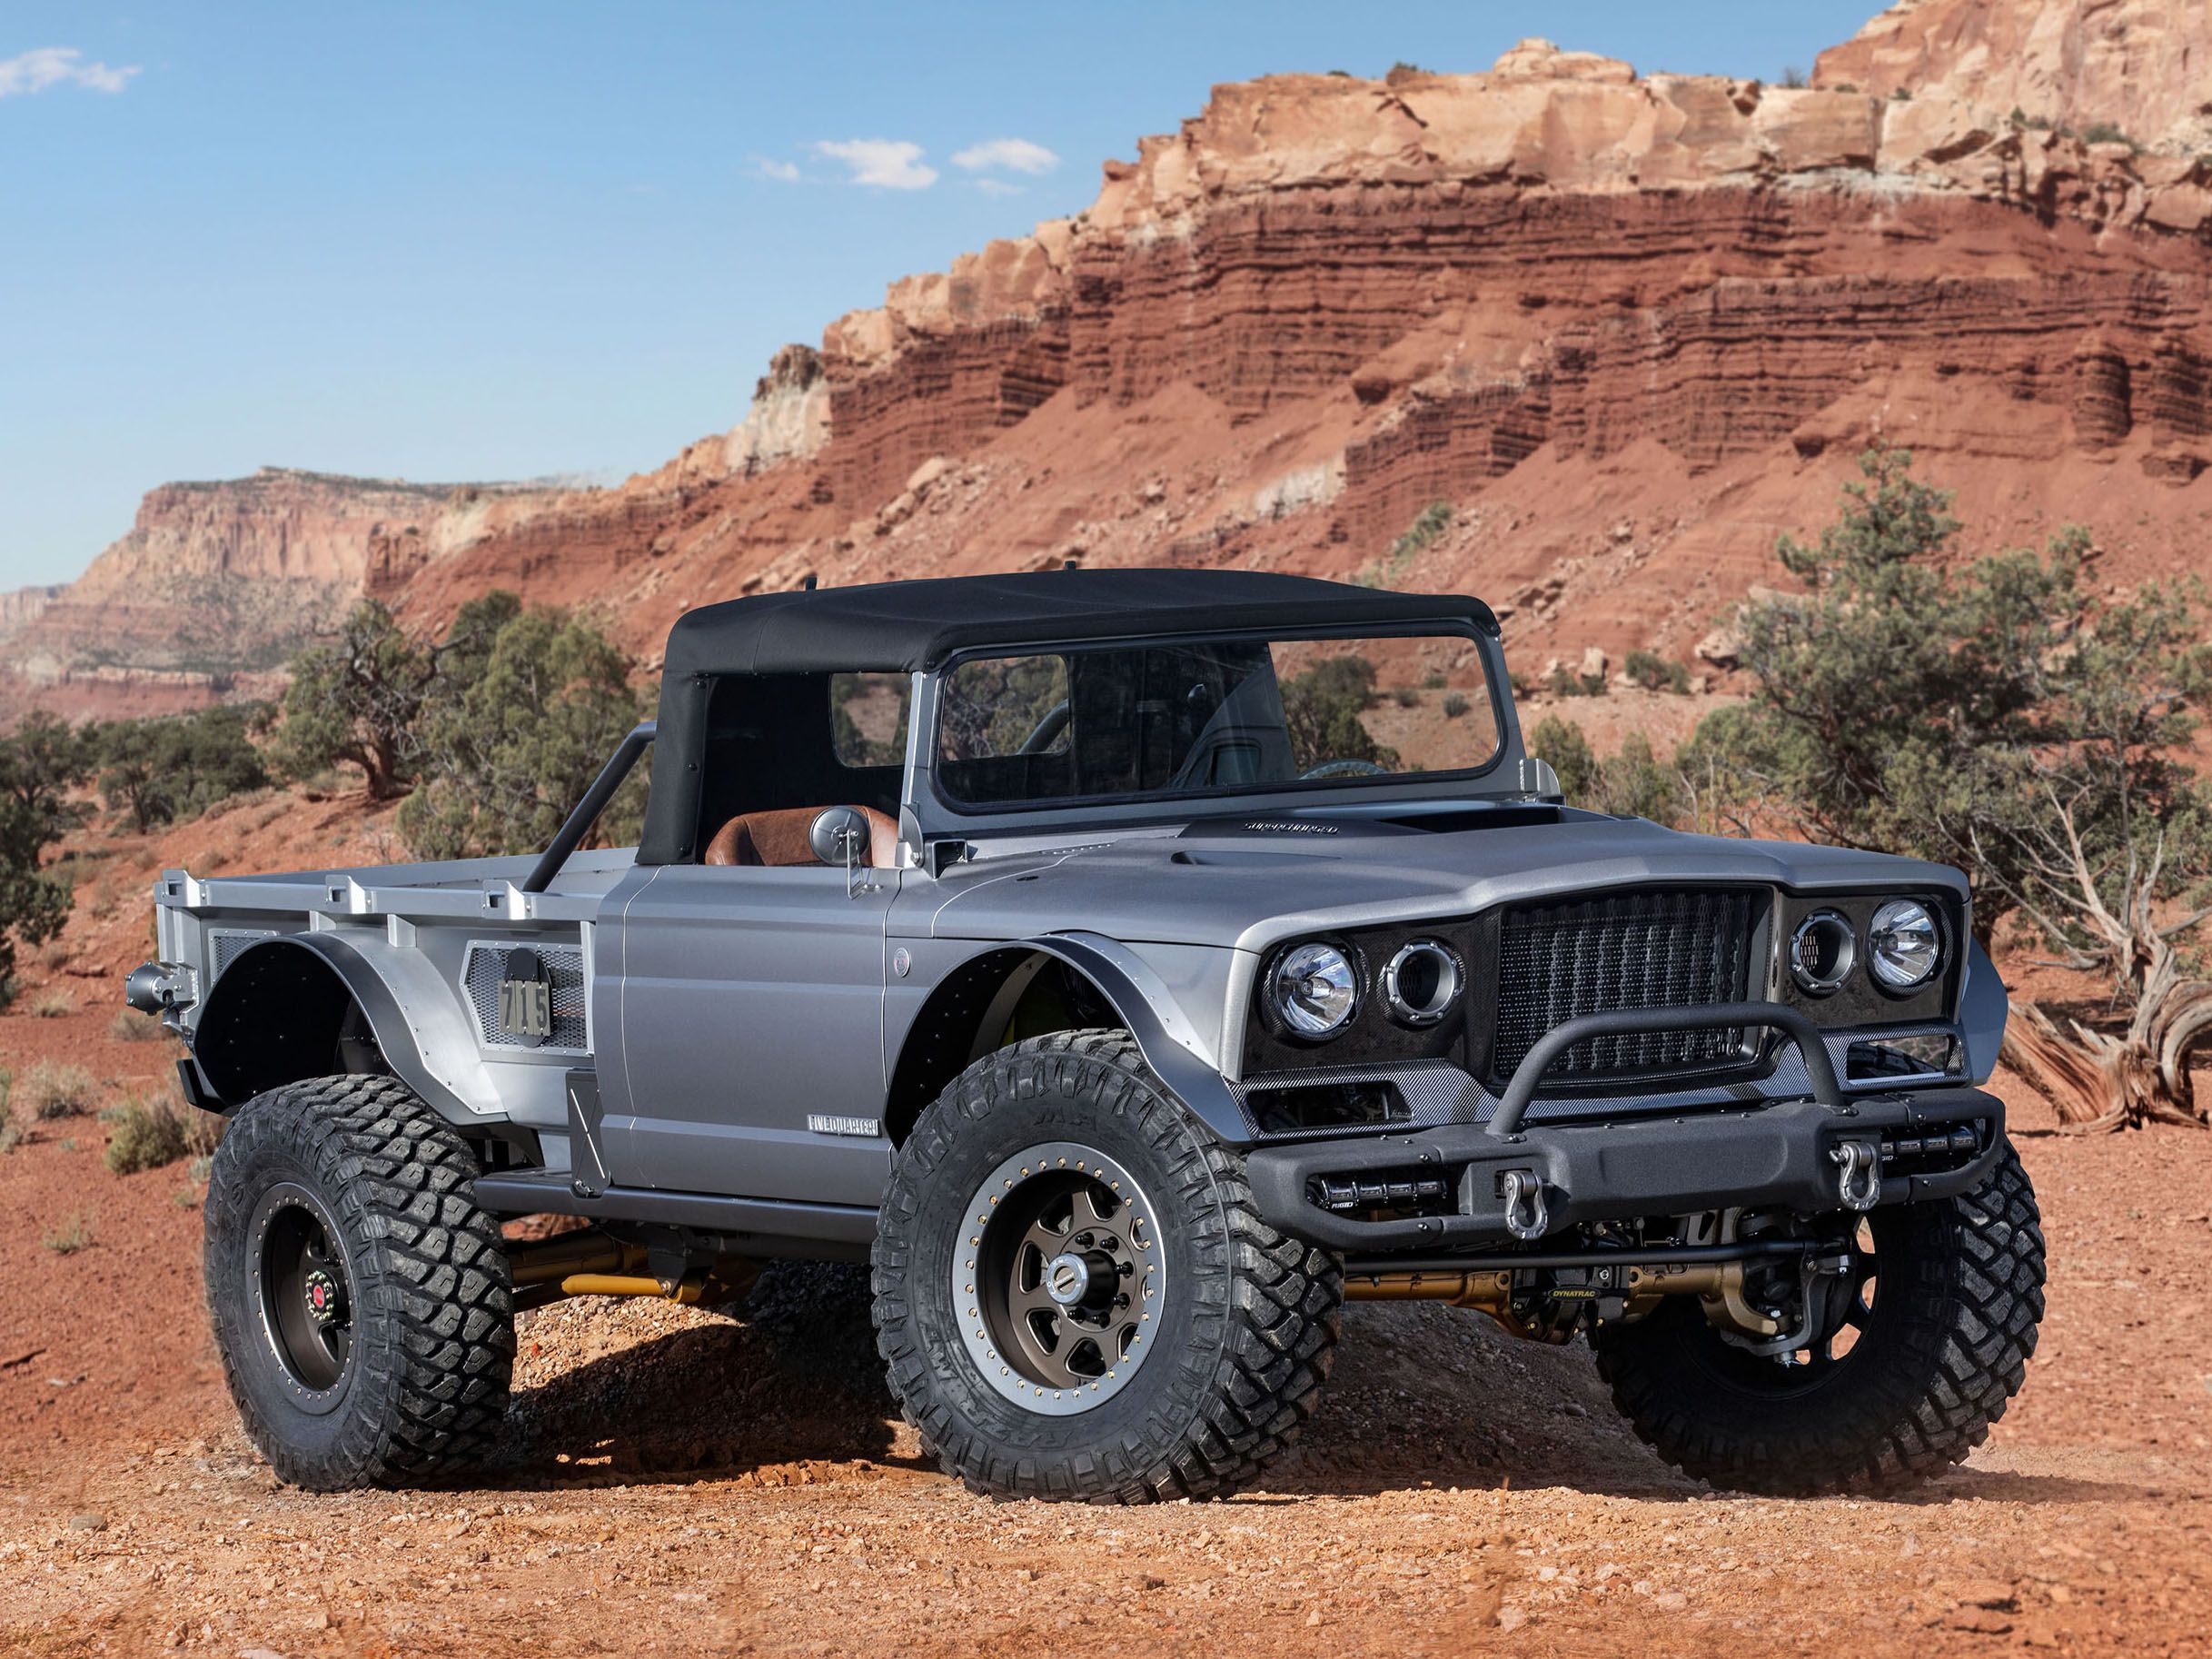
top-left (131, 569), bottom-right (2044, 1504)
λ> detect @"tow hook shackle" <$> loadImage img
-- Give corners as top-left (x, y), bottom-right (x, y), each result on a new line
top-left (1831, 1137), bottom-right (1881, 1212)
top-left (1500, 1168), bottom-right (1548, 1241)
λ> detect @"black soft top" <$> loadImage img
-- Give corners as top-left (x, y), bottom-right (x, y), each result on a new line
top-left (661, 568), bottom-right (1500, 678)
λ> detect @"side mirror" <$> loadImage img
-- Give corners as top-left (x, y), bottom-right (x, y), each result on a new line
top-left (808, 805), bottom-right (871, 870)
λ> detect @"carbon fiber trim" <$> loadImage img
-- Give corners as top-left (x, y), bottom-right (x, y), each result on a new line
top-left (1232, 1021), bottom-right (1965, 1141)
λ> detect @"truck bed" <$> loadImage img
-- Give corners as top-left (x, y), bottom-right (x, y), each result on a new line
top-left (151, 847), bottom-right (639, 1146)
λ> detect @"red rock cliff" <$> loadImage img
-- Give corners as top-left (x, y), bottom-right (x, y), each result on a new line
top-left (29, 4), bottom-right (2212, 717)
top-left (0, 468), bottom-right (565, 720)
top-left (396, 26), bottom-right (2212, 686)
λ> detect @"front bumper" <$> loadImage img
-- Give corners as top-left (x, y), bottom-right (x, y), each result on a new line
top-left (1243, 998), bottom-right (2006, 1251)
top-left (1247, 1086), bottom-right (2004, 1252)
top-left (1247, 995), bottom-right (2008, 1256)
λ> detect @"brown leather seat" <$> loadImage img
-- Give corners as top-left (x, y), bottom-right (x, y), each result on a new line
top-left (703, 805), bottom-right (898, 869)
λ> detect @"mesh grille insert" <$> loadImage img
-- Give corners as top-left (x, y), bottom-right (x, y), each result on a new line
top-left (208, 929), bottom-right (277, 982)
top-left (1491, 888), bottom-right (1758, 1085)
top-left (463, 942), bottom-right (589, 1053)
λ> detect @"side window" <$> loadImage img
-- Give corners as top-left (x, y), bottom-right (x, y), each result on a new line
top-left (938, 655), bottom-right (1073, 760)
top-left (830, 672), bottom-right (911, 768)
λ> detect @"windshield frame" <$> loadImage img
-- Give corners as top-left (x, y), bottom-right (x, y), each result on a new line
top-left (919, 621), bottom-right (1510, 821)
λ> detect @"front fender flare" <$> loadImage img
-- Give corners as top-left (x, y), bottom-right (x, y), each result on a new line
top-left (1019, 931), bottom-right (1248, 1144)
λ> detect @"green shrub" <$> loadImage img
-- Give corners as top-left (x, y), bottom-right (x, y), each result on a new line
top-left (109, 1008), bottom-right (164, 1042)
top-left (22, 1059), bottom-right (96, 1119)
top-left (92, 703), bottom-right (271, 833)
top-left (42, 1210), bottom-right (93, 1255)
top-left (1392, 686), bottom-right (1422, 709)
top-left (1622, 649), bottom-right (1692, 694)
top-left (1531, 717), bottom-right (1683, 826)
top-left (1531, 716), bottom-right (1598, 800)
top-left (397, 598), bottom-right (646, 860)
top-left (102, 1092), bottom-right (221, 1176)
top-left (1545, 666), bottom-right (1607, 699)
top-left (1280, 656), bottom-right (1397, 772)
top-left (1442, 692), bottom-right (1472, 720)
top-left (1361, 502), bottom-right (1455, 590)
top-left (2081, 120), bottom-right (2135, 147)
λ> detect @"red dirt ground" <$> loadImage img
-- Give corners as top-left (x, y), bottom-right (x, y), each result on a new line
top-left (1, 992), bottom-right (2207, 1656)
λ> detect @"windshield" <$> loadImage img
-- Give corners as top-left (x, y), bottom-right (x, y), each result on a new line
top-left (933, 632), bottom-right (1501, 809)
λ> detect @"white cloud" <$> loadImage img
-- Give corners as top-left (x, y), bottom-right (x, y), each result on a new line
top-left (0, 47), bottom-right (141, 98)
top-left (747, 156), bottom-right (804, 183)
top-left (952, 137), bottom-right (1059, 176)
top-left (811, 139), bottom-right (937, 190)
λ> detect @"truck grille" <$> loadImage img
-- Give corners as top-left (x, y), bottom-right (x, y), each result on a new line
top-left (1490, 888), bottom-right (1760, 1086)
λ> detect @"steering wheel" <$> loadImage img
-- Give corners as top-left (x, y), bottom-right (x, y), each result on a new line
top-left (1300, 759), bottom-right (1391, 780)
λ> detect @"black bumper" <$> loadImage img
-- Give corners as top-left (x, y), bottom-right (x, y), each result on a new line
top-left (1245, 1085), bottom-right (2006, 1253)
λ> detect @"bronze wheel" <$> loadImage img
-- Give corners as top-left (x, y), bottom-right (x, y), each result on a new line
top-left (956, 1141), bottom-right (1163, 1415)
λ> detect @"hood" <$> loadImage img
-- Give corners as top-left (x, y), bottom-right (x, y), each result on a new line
top-left (905, 811), bottom-right (1969, 954)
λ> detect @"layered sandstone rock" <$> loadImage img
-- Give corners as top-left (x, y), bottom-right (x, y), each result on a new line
top-left (372, 22), bottom-right (2212, 688)
top-left (1817, 1), bottom-right (2212, 152)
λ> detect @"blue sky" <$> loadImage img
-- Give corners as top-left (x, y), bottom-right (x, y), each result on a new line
top-left (1, 3), bottom-right (1880, 588)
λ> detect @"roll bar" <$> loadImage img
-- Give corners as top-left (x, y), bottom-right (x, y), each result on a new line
top-left (521, 721), bottom-right (657, 894)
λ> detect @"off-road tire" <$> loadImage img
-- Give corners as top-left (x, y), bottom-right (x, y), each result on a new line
top-left (203, 1075), bottom-right (514, 1490)
top-left (1594, 1141), bottom-right (2045, 1496)
top-left (872, 1030), bottom-right (1341, 1502)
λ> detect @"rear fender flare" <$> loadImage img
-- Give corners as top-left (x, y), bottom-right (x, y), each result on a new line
top-left (190, 934), bottom-right (497, 1122)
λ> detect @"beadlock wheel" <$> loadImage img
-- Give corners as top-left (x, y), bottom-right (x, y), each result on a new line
top-left (955, 1141), bottom-right (1165, 1416)
top-left (203, 1075), bottom-right (514, 1490)
top-left (873, 1029), bottom-right (1342, 1503)
top-left (247, 1182), bottom-right (355, 1409)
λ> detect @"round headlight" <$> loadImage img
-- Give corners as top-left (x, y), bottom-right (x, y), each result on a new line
top-left (1790, 910), bottom-right (1857, 997)
top-left (1869, 898), bottom-right (1942, 990)
top-left (1268, 941), bottom-right (1359, 1038)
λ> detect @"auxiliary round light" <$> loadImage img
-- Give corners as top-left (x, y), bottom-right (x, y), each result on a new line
top-left (1268, 941), bottom-right (1360, 1038)
top-left (1790, 910), bottom-right (1857, 997)
top-left (1868, 898), bottom-right (1943, 991)
top-left (1380, 939), bottom-right (1463, 1028)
